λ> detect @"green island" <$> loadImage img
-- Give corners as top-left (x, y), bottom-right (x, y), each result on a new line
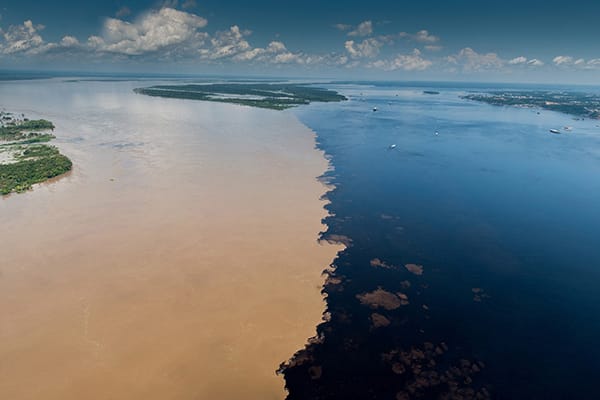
top-left (133, 83), bottom-right (347, 110)
top-left (0, 112), bottom-right (72, 195)
top-left (461, 91), bottom-right (600, 119)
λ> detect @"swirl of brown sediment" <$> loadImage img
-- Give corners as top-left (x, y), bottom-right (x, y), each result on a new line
top-left (0, 95), bottom-right (343, 400)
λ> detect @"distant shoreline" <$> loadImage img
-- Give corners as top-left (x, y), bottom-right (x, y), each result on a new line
top-left (133, 83), bottom-right (347, 110)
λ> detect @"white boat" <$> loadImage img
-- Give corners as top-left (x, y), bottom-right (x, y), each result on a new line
top-left (549, 129), bottom-right (561, 134)
top-left (389, 144), bottom-right (397, 149)
top-left (373, 107), bottom-right (378, 112)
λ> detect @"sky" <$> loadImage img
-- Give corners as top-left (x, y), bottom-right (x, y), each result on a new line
top-left (1, 0), bottom-right (600, 83)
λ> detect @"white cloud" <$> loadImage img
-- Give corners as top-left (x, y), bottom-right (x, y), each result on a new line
top-left (369, 49), bottom-right (432, 71)
top-left (508, 56), bottom-right (527, 65)
top-left (206, 25), bottom-right (251, 59)
top-left (399, 30), bottom-right (439, 43)
top-left (348, 21), bottom-right (373, 37)
top-left (92, 8), bottom-right (208, 56)
top-left (527, 58), bottom-right (544, 66)
top-left (553, 55), bottom-right (600, 69)
top-left (60, 35), bottom-right (80, 47)
top-left (0, 20), bottom-right (45, 55)
top-left (553, 55), bottom-right (573, 65)
top-left (446, 47), bottom-right (504, 71)
top-left (414, 30), bottom-right (439, 43)
top-left (344, 38), bottom-right (383, 58)
top-left (0, 10), bottom-right (315, 66)
top-left (587, 59), bottom-right (600, 67)
top-left (233, 40), bottom-right (288, 61)
top-left (508, 56), bottom-right (544, 67)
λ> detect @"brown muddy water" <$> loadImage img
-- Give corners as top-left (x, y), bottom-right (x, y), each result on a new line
top-left (0, 79), bottom-right (341, 400)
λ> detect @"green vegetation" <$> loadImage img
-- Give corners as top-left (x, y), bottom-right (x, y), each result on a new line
top-left (0, 148), bottom-right (72, 194)
top-left (134, 83), bottom-right (347, 110)
top-left (1, 116), bottom-right (55, 141)
top-left (0, 133), bottom-right (55, 146)
top-left (0, 113), bottom-right (71, 195)
top-left (461, 91), bottom-right (600, 119)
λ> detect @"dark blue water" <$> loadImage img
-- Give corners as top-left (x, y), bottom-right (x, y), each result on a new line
top-left (281, 84), bottom-right (600, 400)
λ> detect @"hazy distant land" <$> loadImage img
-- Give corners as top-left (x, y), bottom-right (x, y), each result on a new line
top-left (134, 83), bottom-right (347, 110)
top-left (0, 112), bottom-right (72, 195)
top-left (462, 90), bottom-right (600, 119)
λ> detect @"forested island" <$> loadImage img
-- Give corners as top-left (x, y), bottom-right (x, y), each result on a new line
top-left (0, 112), bottom-right (72, 195)
top-left (462, 91), bottom-right (600, 119)
top-left (134, 83), bottom-right (347, 110)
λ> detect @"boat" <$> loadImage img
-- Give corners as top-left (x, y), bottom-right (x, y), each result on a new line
top-left (373, 107), bottom-right (378, 112)
top-left (388, 144), bottom-right (397, 149)
top-left (549, 129), bottom-right (561, 134)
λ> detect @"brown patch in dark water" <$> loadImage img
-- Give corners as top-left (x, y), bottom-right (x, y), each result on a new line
top-left (405, 263), bottom-right (424, 275)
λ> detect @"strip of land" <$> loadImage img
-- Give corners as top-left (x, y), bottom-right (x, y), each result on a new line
top-left (134, 83), bottom-right (347, 110)
top-left (462, 91), bottom-right (600, 119)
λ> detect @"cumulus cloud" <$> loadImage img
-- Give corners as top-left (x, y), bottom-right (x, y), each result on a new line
top-left (446, 47), bottom-right (504, 71)
top-left (508, 56), bottom-right (527, 65)
top-left (553, 55), bottom-right (573, 65)
top-left (233, 40), bottom-right (289, 62)
top-left (204, 25), bottom-right (251, 59)
top-left (369, 49), bottom-right (432, 71)
top-left (60, 35), bottom-right (80, 47)
top-left (553, 55), bottom-right (600, 69)
top-left (348, 21), bottom-right (373, 37)
top-left (344, 38), bottom-right (383, 58)
top-left (399, 30), bottom-right (439, 43)
top-left (508, 56), bottom-right (544, 67)
top-left (0, 20), bottom-right (45, 55)
top-left (0, 7), bottom-right (323, 67)
top-left (527, 58), bottom-right (544, 66)
top-left (91, 7), bottom-right (208, 56)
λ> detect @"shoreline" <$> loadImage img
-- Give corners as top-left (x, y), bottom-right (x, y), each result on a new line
top-left (0, 82), bottom-right (343, 400)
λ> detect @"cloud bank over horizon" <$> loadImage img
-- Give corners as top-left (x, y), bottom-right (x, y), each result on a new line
top-left (1, 2), bottom-right (599, 82)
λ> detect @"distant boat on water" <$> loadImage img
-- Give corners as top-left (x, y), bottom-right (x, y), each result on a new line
top-left (389, 144), bottom-right (397, 149)
top-left (373, 107), bottom-right (378, 112)
top-left (549, 129), bottom-right (561, 134)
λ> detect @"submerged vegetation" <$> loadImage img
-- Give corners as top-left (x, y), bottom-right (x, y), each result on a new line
top-left (134, 83), bottom-right (347, 110)
top-left (462, 91), bottom-right (600, 119)
top-left (0, 111), bottom-right (72, 195)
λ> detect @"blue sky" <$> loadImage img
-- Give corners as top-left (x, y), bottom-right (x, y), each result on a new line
top-left (1, 0), bottom-right (600, 82)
